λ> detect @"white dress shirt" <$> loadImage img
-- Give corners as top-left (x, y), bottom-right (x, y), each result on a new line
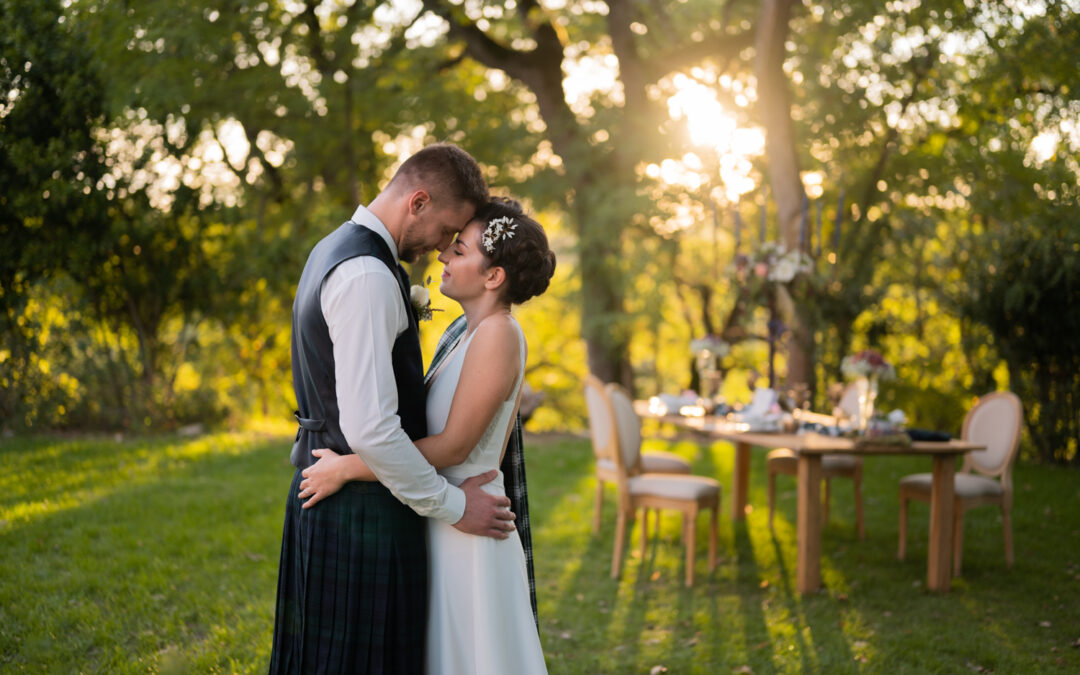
top-left (319, 205), bottom-right (465, 524)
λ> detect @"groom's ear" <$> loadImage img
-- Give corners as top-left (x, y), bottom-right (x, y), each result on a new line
top-left (484, 266), bottom-right (507, 291)
top-left (408, 189), bottom-right (430, 215)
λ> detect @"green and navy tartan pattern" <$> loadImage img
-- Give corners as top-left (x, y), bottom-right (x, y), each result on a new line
top-left (270, 471), bottom-right (427, 674)
top-left (427, 314), bottom-right (538, 626)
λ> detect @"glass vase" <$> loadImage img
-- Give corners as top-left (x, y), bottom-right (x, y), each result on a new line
top-left (855, 375), bottom-right (879, 434)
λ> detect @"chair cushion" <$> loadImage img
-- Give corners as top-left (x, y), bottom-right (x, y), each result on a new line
top-left (641, 451), bottom-right (692, 474)
top-left (629, 474), bottom-right (720, 500)
top-left (598, 452), bottom-right (691, 474)
top-left (899, 472), bottom-right (1004, 498)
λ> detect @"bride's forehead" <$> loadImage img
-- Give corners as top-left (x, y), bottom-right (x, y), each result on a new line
top-left (456, 220), bottom-right (486, 241)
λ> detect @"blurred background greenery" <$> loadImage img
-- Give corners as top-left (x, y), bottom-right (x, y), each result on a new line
top-left (2, 0), bottom-right (1078, 464)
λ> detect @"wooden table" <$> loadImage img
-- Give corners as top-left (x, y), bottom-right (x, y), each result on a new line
top-left (634, 404), bottom-right (984, 593)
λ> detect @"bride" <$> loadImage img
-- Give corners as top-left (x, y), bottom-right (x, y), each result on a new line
top-left (297, 196), bottom-right (554, 674)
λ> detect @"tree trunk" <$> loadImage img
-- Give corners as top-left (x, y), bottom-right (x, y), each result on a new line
top-left (755, 0), bottom-right (812, 389)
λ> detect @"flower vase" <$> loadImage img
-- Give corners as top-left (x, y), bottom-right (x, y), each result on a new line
top-left (695, 352), bottom-right (719, 398)
top-left (855, 375), bottom-right (879, 434)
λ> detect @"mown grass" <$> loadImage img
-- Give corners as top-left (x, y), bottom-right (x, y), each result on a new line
top-left (1, 431), bottom-right (1078, 673)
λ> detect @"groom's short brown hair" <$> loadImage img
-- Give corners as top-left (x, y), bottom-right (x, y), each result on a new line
top-left (391, 143), bottom-right (489, 210)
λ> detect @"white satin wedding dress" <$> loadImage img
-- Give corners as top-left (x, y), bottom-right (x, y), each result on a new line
top-left (424, 316), bottom-right (547, 675)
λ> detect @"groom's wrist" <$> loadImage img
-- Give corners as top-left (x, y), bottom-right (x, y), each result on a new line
top-left (439, 486), bottom-right (467, 525)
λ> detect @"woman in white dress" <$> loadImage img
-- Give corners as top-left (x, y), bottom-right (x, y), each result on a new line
top-left (297, 197), bottom-right (555, 674)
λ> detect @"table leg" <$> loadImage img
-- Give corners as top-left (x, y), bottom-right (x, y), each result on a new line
top-left (797, 454), bottom-right (823, 594)
top-left (927, 454), bottom-right (956, 591)
top-left (732, 442), bottom-right (751, 520)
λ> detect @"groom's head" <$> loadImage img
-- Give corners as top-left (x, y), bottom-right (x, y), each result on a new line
top-left (383, 143), bottom-right (489, 263)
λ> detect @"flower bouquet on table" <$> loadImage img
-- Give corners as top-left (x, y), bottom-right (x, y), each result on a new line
top-left (841, 349), bottom-right (896, 381)
top-left (840, 349), bottom-right (895, 434)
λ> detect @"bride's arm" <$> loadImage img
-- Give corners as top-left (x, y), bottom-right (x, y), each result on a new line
top-left (416, 316), bottom-right (521, 469)
top-left (298, 448), bottom-right (376, 508)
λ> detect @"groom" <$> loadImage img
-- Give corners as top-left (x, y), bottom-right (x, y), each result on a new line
top-left (270, 143), bottom-right (515, 673)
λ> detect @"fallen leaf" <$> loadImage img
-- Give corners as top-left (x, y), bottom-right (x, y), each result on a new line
top-left (759, 580), bottom-right (770, 589)
top-left (853, 641), bottom-right (868, 650)
top-left (883, 611), bottom-right (893, 617)
top-left (733, 666), bottom-right (753, 674)
top-left (1040, 621), bottom-right (1052, 628)
top-left (753, 641), bottom-right (769, 650)
top-left (651, 571), bottom-right (661, 581)
top-left (649, 666), bottom-right (668, 675)
top-left (559, 631), bottom-right (572, 639)
top-left (836, 593), bottom-right (849, 602)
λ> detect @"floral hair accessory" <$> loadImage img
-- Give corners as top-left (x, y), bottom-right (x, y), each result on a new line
top-left (481, 215), bottom-right (517, 253)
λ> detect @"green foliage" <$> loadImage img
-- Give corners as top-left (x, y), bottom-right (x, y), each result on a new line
top-left (3, 0), bottom-right (1079, 447)
top-left (963, 206), bottom-right (1080, 464)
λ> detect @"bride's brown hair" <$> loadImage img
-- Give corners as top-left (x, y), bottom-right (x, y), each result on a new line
top-left (475, 197), bottom-right (556, 305)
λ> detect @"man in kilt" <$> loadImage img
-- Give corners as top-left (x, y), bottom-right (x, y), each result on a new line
top-left (270, 144), bottom-right (516, 673)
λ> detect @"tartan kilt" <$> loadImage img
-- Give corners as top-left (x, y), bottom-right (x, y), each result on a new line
top-left (270, 469), bottom-right (428, 674)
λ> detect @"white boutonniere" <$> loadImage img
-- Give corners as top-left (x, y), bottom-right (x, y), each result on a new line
top-left (410, 277), bottom-right (440, 322)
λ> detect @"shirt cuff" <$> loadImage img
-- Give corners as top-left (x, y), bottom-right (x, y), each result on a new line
top-left (432, 484), bottom-right (466, 525)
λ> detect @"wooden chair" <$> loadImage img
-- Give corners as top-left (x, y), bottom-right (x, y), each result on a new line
top-left (584, 374), bottom-right (691, 534)
top-left (605, 384), bottom-right (720, 587)
top-left (898, 391), bottom-right (1022, 575)
top-left (766, 384), bottom-right (865, 538)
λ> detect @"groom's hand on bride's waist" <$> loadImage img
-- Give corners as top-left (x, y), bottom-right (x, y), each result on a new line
top-left (453, 469), bottom-right (516, 539)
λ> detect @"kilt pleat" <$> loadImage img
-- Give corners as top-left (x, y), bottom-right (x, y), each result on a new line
top-left (270, 469), bottom-right (427, 674)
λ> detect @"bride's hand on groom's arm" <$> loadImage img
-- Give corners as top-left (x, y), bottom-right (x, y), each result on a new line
top-left (453, 470), bottom-right (516, 539)
top-left (299, 448), bottom-right (375, 509)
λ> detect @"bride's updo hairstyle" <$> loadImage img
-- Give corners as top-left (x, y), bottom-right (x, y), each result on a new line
top-left (475, 197), bottom-right (557, 305)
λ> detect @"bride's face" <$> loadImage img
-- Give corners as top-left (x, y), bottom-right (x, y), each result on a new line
top-left (436, 220), bottom-right (492, 301)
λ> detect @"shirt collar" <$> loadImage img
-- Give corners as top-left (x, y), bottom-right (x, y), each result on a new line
top-left (350, 204), bottom-right (399, 262)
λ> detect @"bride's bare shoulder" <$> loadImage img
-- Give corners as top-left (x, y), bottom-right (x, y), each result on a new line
top-left (468, 314), bottom-right (522, 357)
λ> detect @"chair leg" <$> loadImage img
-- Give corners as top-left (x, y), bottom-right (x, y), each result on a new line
top-left (853, 468), bottom-right (865, 540)
top-left (1002, 505), bottom-right (1014, 568)
top-left (684, 508), bottom-right (697, 587)
top-left (767, 469), bottom-right (777, 530)
top-left (898, 494), bottom-right (908, 560)
top-left (953, 505), bottom-right (965, 577)
top-left (612, 510), bottom-right (627, 579)
top-left (708, 502), bottom-right (718, 572)
top-left (640, 508), bottom-right (649, 559)
top-left (593, 479), bottom-right (605, 534)
top-left (823, 478), bottom-right (832, 526)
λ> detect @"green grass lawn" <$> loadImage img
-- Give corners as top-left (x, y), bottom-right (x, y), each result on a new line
top-left (1, 431), bottom-right (1078, 673)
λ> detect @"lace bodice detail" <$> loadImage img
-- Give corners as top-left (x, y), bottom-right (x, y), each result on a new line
top-left (425, 316), bottom-right (525, 485)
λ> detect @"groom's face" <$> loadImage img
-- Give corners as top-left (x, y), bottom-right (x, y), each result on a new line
top-left (399, 194), bottom-right (475, 263)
